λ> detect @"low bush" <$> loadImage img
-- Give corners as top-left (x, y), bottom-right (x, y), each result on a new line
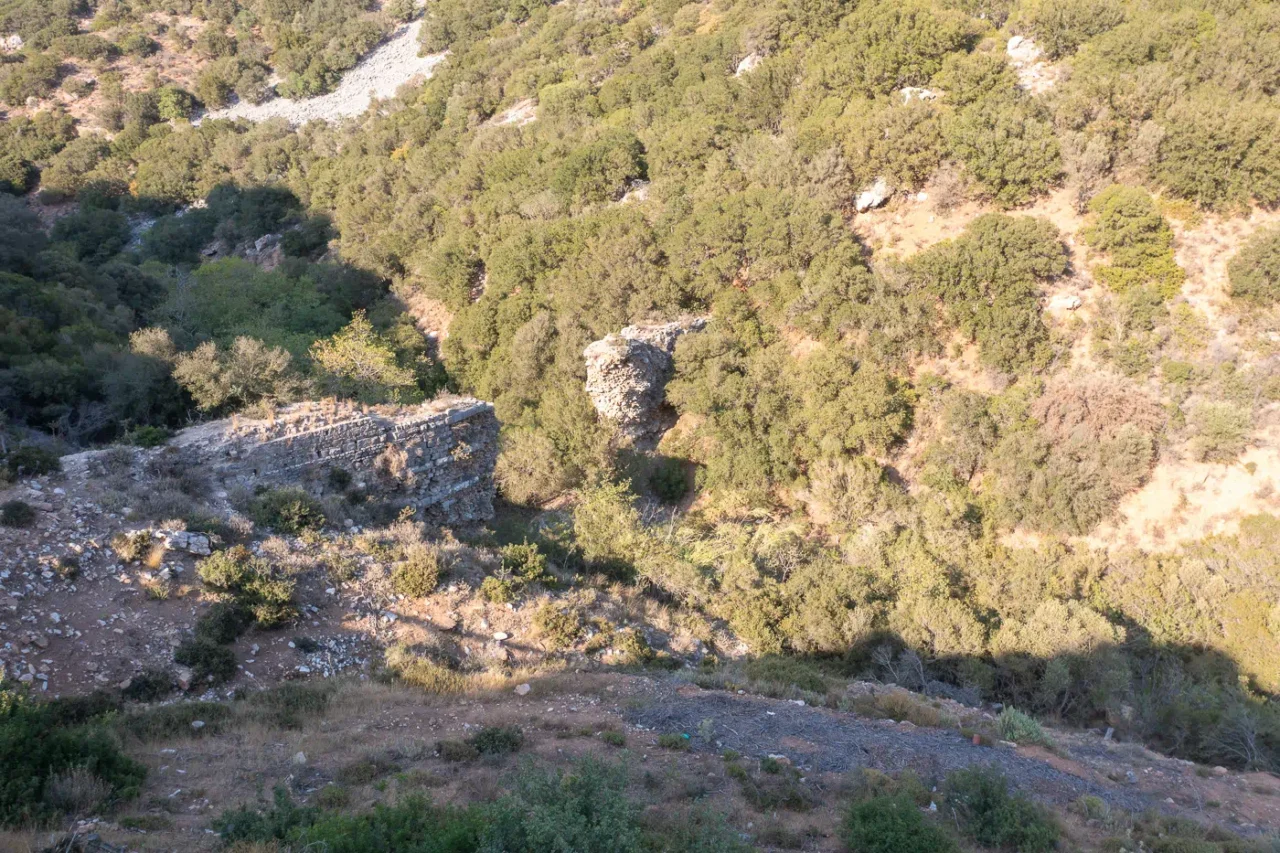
top-left (197, 547), bottom-right (297, 628)
top-left (726, 760), bottom-right (818, 811)
top-left (996, 707), bottom-right (1054, 747)
top-left (0, 686), bottom-right (146, 827)
top-left (390, 543), bottom-right (441, 597)
top-left (468, 725), bottom-right (524, 755)
top-left (437, 739), bottom-right (480, 762)
top-left (337, 754), bottom-right (399, 785)
top-left (0, 500), bottom-right (36, 528)
top-left (650, 458), bottom-right (690, 503)
top-left (122, 669), bottom-right (173, 702)
top-left (1229, 227), bottom-right (1280, 304)
top-left (117, 701), bottom-right (233, 742)
top-left (943, 766), bottom-right (1059, 852)
top-left (383, 645), bottom-right (467, 693)
top-left (842, 793), bottom-right (959, 853)
top-left (533, 604), bottom-right (583, 650)
top-left (3, 446), bottom-right (60, 479)
top-left (174, 638), bottom-right (238, 685)
top-left (242, 682), bottom-right (332, 729)
top-left (248, 488), bottom-right (326, 534)
top-left (110, 530), bottom-right (155, 563)
top-left (195, 601), bottom-right (253, 644)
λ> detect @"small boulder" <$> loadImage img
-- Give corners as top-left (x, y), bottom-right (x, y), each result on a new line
top-left (855, 178), bottom-right (893, 213)
top-left (515, 683), bottom-right (532, 696)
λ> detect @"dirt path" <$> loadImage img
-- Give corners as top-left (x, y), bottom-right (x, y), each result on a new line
top-left (628, 686), bottom-right (1156, 813)
top-left (199, 20), bottom-right (446, 125)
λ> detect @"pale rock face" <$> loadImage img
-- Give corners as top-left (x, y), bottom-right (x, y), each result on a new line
top-left (900, 87), bottom-right (939, 104)
top-left (1006, 35), bottom-right (1062, 94)
top-left (584, 318), bottom-right (708, 440)
top-left (157, 529), bottom-right (213, 557)
top-left (734, 53), bottom-right (763, 77)
top-left (855, 177), bottom-right (893, 212)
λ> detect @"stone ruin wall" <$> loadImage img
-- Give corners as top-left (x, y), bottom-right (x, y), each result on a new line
top-left (170, 395), bottom-right (499, 524)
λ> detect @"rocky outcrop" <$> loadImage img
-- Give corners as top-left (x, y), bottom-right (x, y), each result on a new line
top-left (855, 177), bottom-right (893, 212)
top-left (1007, 35), bottom-right (1062, 94)
top-left (584, 318), bottom-right (707, 441)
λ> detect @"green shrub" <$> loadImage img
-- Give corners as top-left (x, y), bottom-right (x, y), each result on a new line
top-left (1084, 185), bottom-right (1184, 299)
top-left (1228, 227), bottom-right (1280, 304)
top-left (243, 682), bottom-right (333, 729)
top-left (658, 733), bottom-right (690, 750)
top-left (482, 757), bottom-right (643, 852)
top-left (117, 701), bottom-right (228, 742)
top-left (390, 543), bottom-right (441, 597)
top-left (0, 153), bottom-right (32, 194)
top-left (533, 604), bottom-right (583, 650)
top-left (0, 500), bottom-right (36, 528)
top-left (650, 458), bottom-right (690, 503)
top-left (174, 638), bottom-right (238, 685)
top-left (197, 547), bottom-right (297, 628)
top-left (601, 730), bottom-right (626, 747)
top-left (743, 655), bottom-right (830, 695)
top-left (1015, 0), bottom-right (1125, 58)
top-left (1189, 402), bottom-right (1252, 463)
top-left (943, 766), bottom-right (1059, 852)
top-left (437, 739), bottom-right (480, 762)
top-left (995, 707), bottom-right (1054, 747)
top-left (0, 686), bottom-right (146, 827)
top-left (124, 425), bottom-right (171, 447)
top-left (248, 488), bottom-right (326, 534)
top-left (842, 794), bottom-right (959, 853)
top-left (479, 575), bottom-right (516, 603)
top-left (501, 541), bottom-right (552, 585)
top-left (122, 669), bottom-right (173, 702)
top-left (468, 725), bottom-right (524, 755)
top-left (195, 601), bottom-right (253, 644)
top-left (4, 445), bottom-right (61, 478)
top-left (337, 754), bottom-right (399, 785)
top-left (110, 530), bottom-right (155, 563)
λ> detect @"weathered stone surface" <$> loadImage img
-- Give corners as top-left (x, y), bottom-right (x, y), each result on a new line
top-left (157, 529), bottom-right (213, 556)
top-left (584, 318), bottom-right (707, 440)
top-left (855, 177), bottom-right (893, 212)
top-left (68, 396), bottom-right (500, 525)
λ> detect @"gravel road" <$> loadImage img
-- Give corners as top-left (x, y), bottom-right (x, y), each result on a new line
top-left (628, 687), bottom-right (1158, 813)
top-left (199, 20), bottom-right (446, 125)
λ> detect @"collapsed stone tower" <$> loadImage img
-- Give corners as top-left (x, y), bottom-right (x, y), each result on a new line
top-left (583, 317), bottom-right (707, 441)
top-left (88, 396), bottom-right (500, 525)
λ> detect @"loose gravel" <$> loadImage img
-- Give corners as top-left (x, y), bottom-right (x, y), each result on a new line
top-left (199, 20), bottom-right (446, 126)
top-left (628, 686), bottom-right (1158, 813)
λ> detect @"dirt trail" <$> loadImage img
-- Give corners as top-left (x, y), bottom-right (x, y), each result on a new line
top-left (628, 686), bottom-right (1153, 813)
top-left (199, 20), bottom-right (446, 125)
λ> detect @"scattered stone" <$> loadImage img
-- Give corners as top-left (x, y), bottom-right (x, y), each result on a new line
top-left (190, 720), bottom-right (205, 731)
top-left (515, 683), bottom-right (532, 696)
top-left (293, 751), bottom-right (308, 765)
top-left (493, 631), bottom-right (509, 641)
top-left (158, 529), bottom-right (213, 557)
top-left (900, 87), bottom-right (938, 103)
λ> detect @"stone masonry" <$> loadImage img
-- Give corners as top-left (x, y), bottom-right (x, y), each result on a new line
top-left (583, 317), bottom-right (707, 441)
top-left (167, 395), bottom-right (499, 524)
